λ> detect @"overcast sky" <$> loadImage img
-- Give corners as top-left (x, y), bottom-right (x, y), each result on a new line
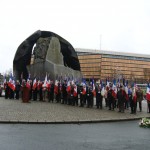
top-left (0, 0), bottom-right (150, 73)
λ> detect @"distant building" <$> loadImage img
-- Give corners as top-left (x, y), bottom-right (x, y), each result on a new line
top-left (76, 48), bottom-right (150, 83)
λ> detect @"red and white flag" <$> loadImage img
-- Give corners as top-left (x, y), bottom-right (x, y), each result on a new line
top-left (32, 78), bottom-right (37, 90)
top-left (82, 86), bottom-right (86, 95)
top-left (66, 81), bottom-right (71, 93)
top-left (146, 85), bottom-right (150, 101)
top-left (92, 78), bottom-right (96, 96)
top-left (73, 85), bottom-right (77, 97)
top-left (26, 80), bottom-right (31, 89)
top-left (8, 73), bottom-right (15, 91)
top-left (54, 80), bottom-right (58, 94)
top-left (43, 74), bottom-right (48, 87)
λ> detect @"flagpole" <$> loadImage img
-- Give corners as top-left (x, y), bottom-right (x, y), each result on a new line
top-left (100, 34), bottom-right (102, 50)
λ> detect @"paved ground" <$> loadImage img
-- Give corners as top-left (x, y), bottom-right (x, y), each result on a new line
top-left (0, 97), bottom-right (149, 123)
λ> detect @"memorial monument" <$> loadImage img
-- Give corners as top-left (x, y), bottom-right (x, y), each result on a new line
top-left (13, 30), bottom-right (82, 81)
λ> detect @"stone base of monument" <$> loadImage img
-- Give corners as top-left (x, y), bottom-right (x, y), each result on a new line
top-left (27, 60), bottom-right (82, 81)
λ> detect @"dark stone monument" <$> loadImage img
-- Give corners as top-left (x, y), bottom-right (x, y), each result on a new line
top-left (13, 30), bottom-right (82, 81)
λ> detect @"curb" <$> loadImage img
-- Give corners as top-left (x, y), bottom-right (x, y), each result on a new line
top-left (0, 117), bottom-right (145, 124)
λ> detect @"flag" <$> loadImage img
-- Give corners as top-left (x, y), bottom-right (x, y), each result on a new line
top-left (92, 77), bottom-right (96, 96)
top-left (81, 77), bottom-right (86, 86)
top-left (8, 73), bottom-right (15, 91)
top-left (101, 86), bottom-right (105, 97)
top-left (113, 78), bottom-right (116, 86)
top-left (124, 82), bottom-right (129, 101)
top-left (112, 79), bottom-right (116, 94)
top-left (73, 85), bottom-right (78, 97)
top-left (66, 80), bottom-right (71, 93)
top-left (47, 80), bottom-right (51, 91)
top-left (82, 86), bottom-right (86, 95)
top-left (43, 74), bottom-right (48, 87)
top-left (106, 77), bottom-right (109, 86)
top-left (112, 89), bottom-right (117, 99)
top-left (32, 78), bottom-right (37, 90)
top-left (54, 80), bottom-right (58, 94)
top-left (117, 78), bottom-right (120, 87)
top-left (125, 83), bottom-right (128, 95)
top-left (146, 83), bottom-right (150, 101)
top-left (26, 80), bottom-right (31, 89)
top-left (132, 83), bottom-right (137, 103)
top-left (112, 83), bottom-right (116, 90)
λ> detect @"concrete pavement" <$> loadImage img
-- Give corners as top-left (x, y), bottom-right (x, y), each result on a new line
top-left (0, 97), bottom-right (149, 123)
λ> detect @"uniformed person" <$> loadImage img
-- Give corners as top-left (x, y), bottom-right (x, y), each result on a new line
top-left (107, 84), bottom-right (115, 110)
top-left (49, 81), bottom-right (54, 102)
top-left (136, 87), bottom-right (143, 112)
top-left (96, 84), bottom-right (103, 109)
top-left (117, 85), bottom-right (126, 112)
top-left (80, 84), bottom-right (86, 107)
top-left (86, 85), bottom-right (93, 108)
top-left (61, 81), bottom-right (68, 104)
top-left (15, 80), bottom-right (21, 99)
top-left (4, 82), bottom-right (9, 99)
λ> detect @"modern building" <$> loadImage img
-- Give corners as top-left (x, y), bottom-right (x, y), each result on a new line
top-left (76, 48), bottom-right (150, 84)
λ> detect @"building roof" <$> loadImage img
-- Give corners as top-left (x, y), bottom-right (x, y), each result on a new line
top-left (75, 48), bottom-right (150, 59)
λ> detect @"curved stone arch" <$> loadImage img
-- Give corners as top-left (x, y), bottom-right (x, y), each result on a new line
top-left (13, 30), bottom-right (80, 80)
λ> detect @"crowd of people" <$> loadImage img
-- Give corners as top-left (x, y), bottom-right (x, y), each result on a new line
top-left (1, 77), bottom-right (150, 114)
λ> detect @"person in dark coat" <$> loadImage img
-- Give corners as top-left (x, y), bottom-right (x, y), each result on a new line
top-left (9, 87), bottom-right (14, 99)
top-left (4, 82), bottom-right (8, 99)
top-left (61, 81), bottom-right (67, 104)
top-left (0, 84), bottom-right (2, 97)
top-left (15, 81), bottom-right (21, 99)
top-left (70, 84), bottom-right (74, 105)
top-left (73, 84), bottom-right (78, 106)
top-left (29, 80), bottom-right (33, 100)
top-left (128, 86), bottom-right (136, 114)
top-left (117, 85), bottom-right (126, 112)
top-left (38, 81), bottom-right (43, 101)
top-left (56, 82), bottom-right (61, 103)
top-left (95, 84), bottom-right (103, 109)
top-left (147, 100), bottom-right (150, 113)
top-left (80, 85), bottom-right (86, 107)
top-left (107, 85), bottom-right (115, 110)
top-left (32, 81), bottom-right (38, 101)
top-left (86, 85), bottom-right (93, 108)
top-left (136, 87), bottom-right (143, 112)
top-left (49, 81), bottom-right (54, 102)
